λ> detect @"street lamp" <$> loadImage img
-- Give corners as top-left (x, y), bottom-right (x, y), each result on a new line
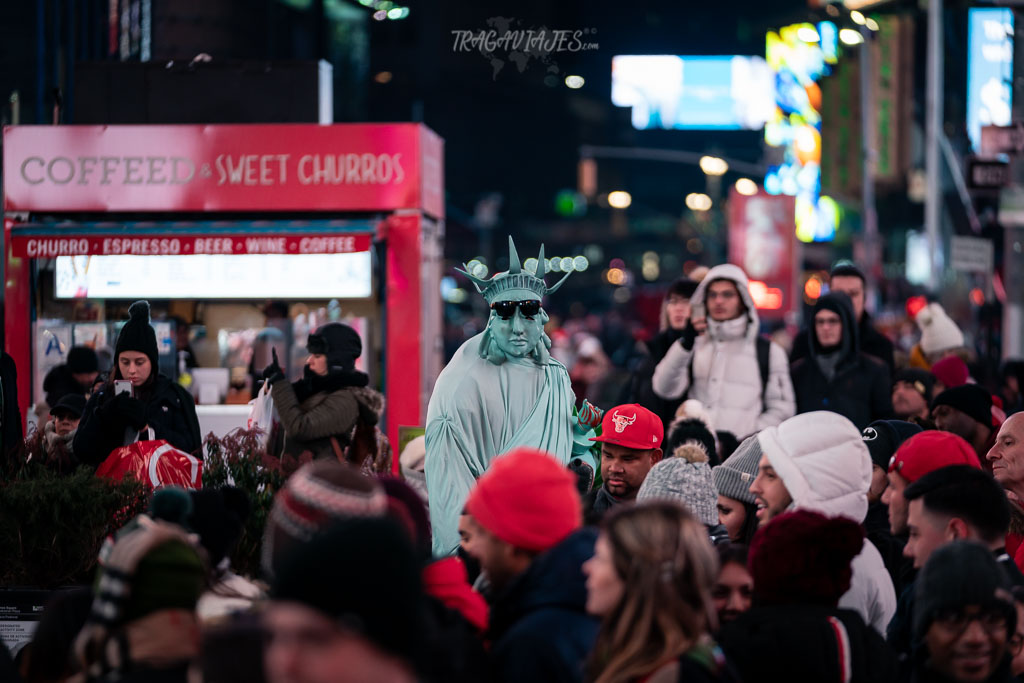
top-left (839, 28), bottom-right (864, 45)
top-left (734, 178), bottom-right (758, 196)
top-left (608, 190), bottom-right (632, 209)
top-left (686, 193), bottom-right (712, 211)
top-left (699, 156), bottom-right (729, 176)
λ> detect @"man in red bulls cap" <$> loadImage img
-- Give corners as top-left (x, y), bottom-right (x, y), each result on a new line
top-left (583, 403), bottom-right (664, 523)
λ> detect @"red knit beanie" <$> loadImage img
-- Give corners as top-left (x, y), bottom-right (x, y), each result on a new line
top-left (749, 510), bottom-right (864, 607)
top-left (465, 448), bottom-right (581, 552)
top-left (931, 355), bottom-right (970, 389)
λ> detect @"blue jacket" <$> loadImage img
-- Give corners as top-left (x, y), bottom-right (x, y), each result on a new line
top-left (488, 528), bottom-right (599, 683)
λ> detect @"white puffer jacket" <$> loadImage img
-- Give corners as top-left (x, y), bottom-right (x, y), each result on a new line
top-left (758, 411), bottom-right (897, 634)
top-left (651, 264), bottom-right (795, 439)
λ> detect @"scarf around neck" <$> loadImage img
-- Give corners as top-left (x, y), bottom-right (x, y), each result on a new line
top-left (291, 366), bottom-right (369, 403)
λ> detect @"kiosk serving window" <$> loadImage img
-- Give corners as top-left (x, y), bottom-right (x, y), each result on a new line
top-left (54, 252), bottom-right (373, 299)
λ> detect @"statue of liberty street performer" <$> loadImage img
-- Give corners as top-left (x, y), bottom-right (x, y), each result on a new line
top-left (425, 237), bottom-right (600, 556)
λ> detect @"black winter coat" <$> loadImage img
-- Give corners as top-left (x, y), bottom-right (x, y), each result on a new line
top-left (74, 375), bottom-right (202, 466)
top-left (719, 604), bottom-right (898, 683)
top-left (1, 352), bottom-right (23, 460)
top-left (865, 501), bottom-right (913, 596)
top-left (790, 294), bottom-right (892, 430)
top-left (791, 311), bottom-right (896, 375)
top-left (488, 528), bottom-right (599, 683)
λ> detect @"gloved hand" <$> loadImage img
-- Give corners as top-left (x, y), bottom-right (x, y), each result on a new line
top-left (568, 457), bottom-right (595, 497)
top-left (678, 319), bottom-right (698, 351)
top-left (109, 392), bottom-right (146, 430)
top-left (262, 348), bottom-right (285, 385)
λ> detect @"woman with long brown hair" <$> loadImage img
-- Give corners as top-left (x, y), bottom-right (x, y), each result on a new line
top-left (583, 501), bottom-right (739, 683)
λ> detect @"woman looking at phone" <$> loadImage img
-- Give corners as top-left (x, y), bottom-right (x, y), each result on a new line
top-left (74, 301), bottom-right (201, 466)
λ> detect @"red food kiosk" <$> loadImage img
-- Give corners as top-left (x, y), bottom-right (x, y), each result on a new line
top-left (2, 123), bottom-right (444, 458)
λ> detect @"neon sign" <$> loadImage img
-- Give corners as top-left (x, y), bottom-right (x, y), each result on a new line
top-left (765, 22), bottom-right (840, 242)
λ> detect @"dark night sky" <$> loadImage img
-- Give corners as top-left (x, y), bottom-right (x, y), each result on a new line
top-left (366, 0), bottom-right (811, 258)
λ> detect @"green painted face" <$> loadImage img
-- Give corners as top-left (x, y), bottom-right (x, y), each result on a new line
top-left (489, 303), bottom-right (544, 359)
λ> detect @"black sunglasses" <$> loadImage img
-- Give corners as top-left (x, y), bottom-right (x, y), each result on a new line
top-left (491, 300), bottom-right (541, 320)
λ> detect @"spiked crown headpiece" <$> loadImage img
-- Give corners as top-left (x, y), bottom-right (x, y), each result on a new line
top-left (457, 236), bottom-right (572, 304)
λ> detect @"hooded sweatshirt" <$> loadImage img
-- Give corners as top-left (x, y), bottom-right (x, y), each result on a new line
top-left (790, 292), bottom-right (893, 430)
top-left (651, 264), bottom-right (796, 438)
top-left (757, 411), bottom-right (897, 633)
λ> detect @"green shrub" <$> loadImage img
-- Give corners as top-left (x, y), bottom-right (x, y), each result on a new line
top-left (202, 429), bottom-right (310, 578)
top-left (0, 427), bottom-right (304, 588)
top-left (0, 462), bottom-right (149, 588)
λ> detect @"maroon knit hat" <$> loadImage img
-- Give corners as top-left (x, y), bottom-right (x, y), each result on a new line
top-left (749, 510), bottom-right (864, 607)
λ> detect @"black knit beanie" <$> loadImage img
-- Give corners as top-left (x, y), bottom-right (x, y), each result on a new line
top-left (894, 368), bottom-right (937, 403)
top-left (307, 322), bottom-right (362, 371)
top-left (67, 346), bottom-right (99, 374)
top-left (666, 418), bottom-right (719, 467)
top-left (931, 384), bottom-right (993, 427)
top-left (115, 301), bottom-right (159, 372)
top-left (914, 541), bottom-right (1015, 642)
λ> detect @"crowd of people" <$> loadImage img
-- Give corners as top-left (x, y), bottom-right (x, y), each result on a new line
top-left (5, 259), bottom-right (1024, 683)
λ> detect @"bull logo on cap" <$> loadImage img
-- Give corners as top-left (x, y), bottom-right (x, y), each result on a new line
top-left (611, 411), bottom-right (636, 434)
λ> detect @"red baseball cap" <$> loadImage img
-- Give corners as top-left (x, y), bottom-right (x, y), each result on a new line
top-left (887, 430), bottom-right (981, 482)
top-left (590, 403), bottom-right (664, 450)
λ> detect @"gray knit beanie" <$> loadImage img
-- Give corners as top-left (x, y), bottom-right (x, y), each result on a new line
top-left (637, 445), bottom-right (718, 526)
top-left (712, 434), bottom-right (762, 505)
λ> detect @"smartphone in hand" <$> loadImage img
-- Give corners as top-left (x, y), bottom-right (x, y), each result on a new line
top-left (114, 380), bottom-right (133, 397)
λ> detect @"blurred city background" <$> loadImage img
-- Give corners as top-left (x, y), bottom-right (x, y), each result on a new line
top-left (1, 0), bottom-right (1021, 413)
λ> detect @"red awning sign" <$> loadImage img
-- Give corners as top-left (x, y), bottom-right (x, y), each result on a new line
top-left (12, 233), bottom-right (372, 258)
top-left (2, 124), bottom-right (444, 218)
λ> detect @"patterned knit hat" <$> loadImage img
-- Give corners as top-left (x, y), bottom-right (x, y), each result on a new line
top-left (712, 434), bottom-right (762, 505)
top-left (75, 516), bottom-right (206, 678)
top-left (636, 447), bottom-right (718, 526)
top-left (261, 459), bottom-right (388, 580)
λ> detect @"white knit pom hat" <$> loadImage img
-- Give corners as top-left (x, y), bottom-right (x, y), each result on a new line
top-left (916, 303), bottom-right (964, 355)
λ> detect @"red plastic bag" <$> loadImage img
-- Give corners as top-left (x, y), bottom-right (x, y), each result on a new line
top-left (96, 438), bottom-right (203, 490)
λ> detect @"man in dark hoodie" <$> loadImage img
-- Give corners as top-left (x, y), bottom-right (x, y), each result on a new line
top-left (789, 290), bottom-right (892, 430)
top-left (461, 447), bottom-right (598, 683)
top-left (718, 509), bottom-right (898, 682)
top-left (790, 262), bottom-right (896, 374)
